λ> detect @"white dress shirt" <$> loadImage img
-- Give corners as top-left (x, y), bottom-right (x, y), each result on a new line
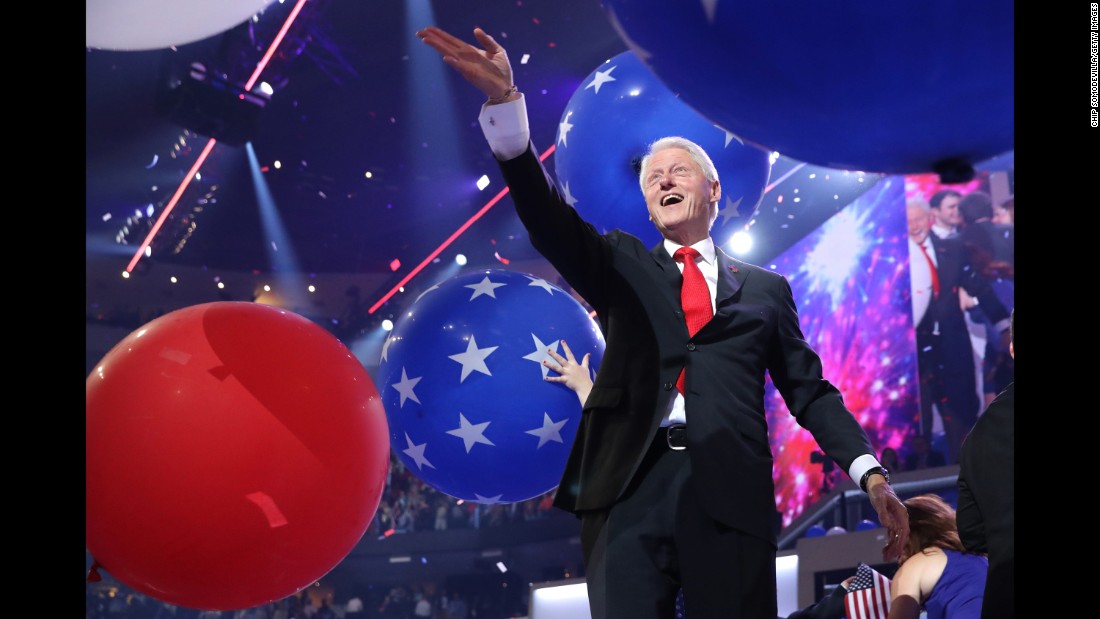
top-left (908, 236), bottom-right (937, 327)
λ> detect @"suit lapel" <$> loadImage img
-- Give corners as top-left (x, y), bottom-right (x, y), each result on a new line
top-left (650, 243), bottom-right (684, 301)
top-left (714, 248), bottom-right (746, 317)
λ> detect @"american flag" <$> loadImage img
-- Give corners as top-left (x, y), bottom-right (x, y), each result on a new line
top-left (844, 562), bottom-right (892, 619)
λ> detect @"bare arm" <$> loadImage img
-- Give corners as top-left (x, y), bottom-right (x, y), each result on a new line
top-left (886, 557), bottom-right (924, 619)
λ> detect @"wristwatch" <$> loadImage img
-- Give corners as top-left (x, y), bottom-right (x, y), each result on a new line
top-left (859, 466), bottom-right (890, 493)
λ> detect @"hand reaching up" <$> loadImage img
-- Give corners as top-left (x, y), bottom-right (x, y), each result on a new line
top-left (415, 26), bottom-right (517, 103)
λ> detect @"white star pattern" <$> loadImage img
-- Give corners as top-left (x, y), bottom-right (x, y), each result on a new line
top-left (561, 181), bottom-right (579, 207)
top-left (465, 276), bottom-right (507, 300)
top-left (391, 367), bottom-right (422, 407)
top-left (558, 110), bottom-right (574, 147)
top-left (403, 433), bottom-right (434, 471)
top-left (525, 276), bottom-right (556, 295)
top-left (522, 334), bottom-right (561, 379)
top-left (585, 65), bottom-right (618, 94)
top-left (721, 127), bottom-right (744, 147)
top-left (525, 412), bottom-right (569, 448)
top-left (447, 336), bottom-right (498, 382)
top-left (717, 196), bottom-right (743, 226)
top-left (446, 413), bottom-right (496, 453)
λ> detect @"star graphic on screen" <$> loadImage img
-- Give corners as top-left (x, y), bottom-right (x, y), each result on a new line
top-left (525, 276), bottom-right (556, 295)
top-left (402, 433), bottom-right (434, 470)
top-left (525, 412), bottom-right (569, 448)
top-left (391, 367), bottom-right (422, 407)
top-left (475, 493), bottom-right (505, 504)
top-left (446, 413), bottom-right (496, 453)
top-left (585, 65), bottom-right (617, 94)
top-left (561, 181), bottom-right (578, 207)
top-left (522, 334), bottom-right (561, 379)
top-left (717, 196), bottom-right (743, 226)
top-left (448, 336), bottom-right (498, 382)
top-left (558, 110), bottom-right (574, 147)
top-left (465, 276), bottom-right (507, 300)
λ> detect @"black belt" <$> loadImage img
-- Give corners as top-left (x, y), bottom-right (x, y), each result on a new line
top-left (655, 423), bottom-right (687, 451)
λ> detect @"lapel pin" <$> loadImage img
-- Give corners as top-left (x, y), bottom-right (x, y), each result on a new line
top-left (728, 265), bottom-right (739, 273)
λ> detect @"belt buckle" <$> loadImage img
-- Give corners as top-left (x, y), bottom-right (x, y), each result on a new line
top-left (666, 424), bottom-right (687, 451)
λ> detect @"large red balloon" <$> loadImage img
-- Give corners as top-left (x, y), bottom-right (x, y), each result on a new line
top-left (86, 302), bottom-right (389, 610)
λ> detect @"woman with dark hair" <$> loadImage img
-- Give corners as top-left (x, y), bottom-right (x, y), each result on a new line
top-left (888, 494), bottom-right (987, 619)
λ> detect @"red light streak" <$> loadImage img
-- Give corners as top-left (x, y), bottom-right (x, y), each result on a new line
top-left (367, 144), bottom-right (557, 314)
top-left (124, 1), bottom-right (308, 273)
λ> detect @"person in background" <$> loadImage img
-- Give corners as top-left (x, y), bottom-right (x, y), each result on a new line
top-left (906, 199), bottom-right (1010, 464)
top-left (956, 191), bottom-right (1014, 406)
top-left (903, 434), bottom-right (946, 471)
top-left (879, 447), bottom-right (903, 474)
top-left (888, 494), bottom-right (986, 619)
top-left (955, 310), bottom-right (1014, 619)
top-left (417, 24), bottom-right (910, 619)
top-left (928, 190), bottom-right (962, 239)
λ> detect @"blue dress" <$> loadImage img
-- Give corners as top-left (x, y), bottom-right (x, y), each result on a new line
top-left (923, 549), bottom-right (988, 619)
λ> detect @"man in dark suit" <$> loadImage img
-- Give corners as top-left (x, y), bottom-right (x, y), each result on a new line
top-left (906, 199), bottom-right (1010, 464)
top-left (956, 311), bottom-right (1014, 619)
top-left (417, 26), bottom-right (910, 619)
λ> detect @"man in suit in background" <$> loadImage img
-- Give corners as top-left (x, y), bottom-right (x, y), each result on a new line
top-left (906, 199), bottom-right (1010, 464)
top-left (417, 25), bottom-right (910, 619)
top-left (956, 310), bottom-right (1014, 619)
top-left (928, 189), bottom-right (963, 239)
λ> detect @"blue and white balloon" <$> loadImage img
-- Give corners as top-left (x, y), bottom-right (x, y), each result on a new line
top-left (553, 50), bottom-right (771, 250)
top-left (601, 0), bottom-right (1013, 177)
top-left (377, 269), bottom-right (605, 503)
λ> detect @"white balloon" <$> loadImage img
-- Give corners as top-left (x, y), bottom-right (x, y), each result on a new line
top-left (86, 0), bottom-right (278, 51)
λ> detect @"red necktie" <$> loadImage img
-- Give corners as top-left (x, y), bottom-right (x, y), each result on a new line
top-left (674, 246), bottom-right (713, 394)
top-left (917, 241), bottom-right (940, 300)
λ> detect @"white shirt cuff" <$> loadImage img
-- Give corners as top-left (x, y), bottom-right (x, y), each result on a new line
top-left (848, 454), bottom-right (883, 489)
top-left (478, 94), bottom-right (530, 161)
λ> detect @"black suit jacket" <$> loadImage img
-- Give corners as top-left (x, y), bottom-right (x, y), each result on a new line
top-left (499, 144), bottom-right (876, 545)
top-left (919, 234), bottom-right (1010, 335)
top-left (956, 382), bottom-right (1014, 618)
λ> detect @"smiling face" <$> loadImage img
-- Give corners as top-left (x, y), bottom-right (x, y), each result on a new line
top-left (931, 194), bottom-right (962, 228)
top-left (642, 147), bottom-right (721, 246)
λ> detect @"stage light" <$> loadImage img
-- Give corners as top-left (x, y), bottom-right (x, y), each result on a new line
top-left (382, 319), bottom-right (394, 332)
top-left (495, 562), bottom-right (508, 573)
top-left (728, 230), bottom-right (754, 255)
top-left (477, 175), bottom-right (490, 190)
top-left (155, 62), bottom-right (270, 147)
top-left (455, 254), bottom-right (467, 266)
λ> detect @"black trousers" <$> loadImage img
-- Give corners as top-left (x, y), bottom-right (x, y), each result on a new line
top-left (580, 433), bottom-right (777, 619)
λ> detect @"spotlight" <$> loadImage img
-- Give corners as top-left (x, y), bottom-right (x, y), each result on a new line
top-left (455, 254), bottom-right (468, 266)
top-left (727, 231), bottom-right (753, 255)
top-left (382, 319), bottom-right (394, 332)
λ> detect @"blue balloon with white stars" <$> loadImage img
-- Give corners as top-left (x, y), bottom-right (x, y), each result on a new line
top-left (553, 49), bottom-right (771, 250)
top-left (377, 269), bottom-right (605, 504)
